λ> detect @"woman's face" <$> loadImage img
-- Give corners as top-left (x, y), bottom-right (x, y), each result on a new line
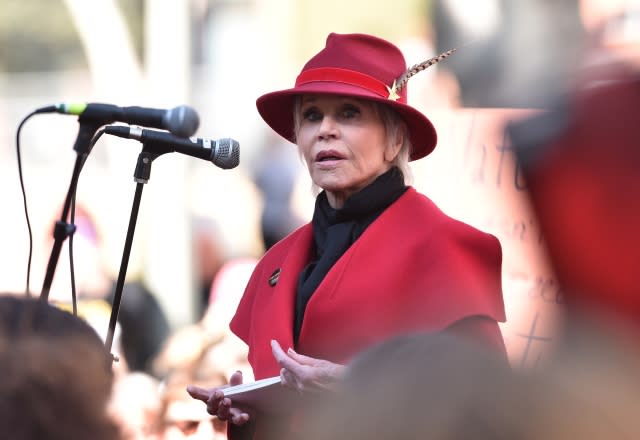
top-left (296, 94), bottom-right (401, 208)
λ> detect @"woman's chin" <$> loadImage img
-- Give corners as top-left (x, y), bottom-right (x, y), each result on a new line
top-left (313, 174), bottom-right (345, 192)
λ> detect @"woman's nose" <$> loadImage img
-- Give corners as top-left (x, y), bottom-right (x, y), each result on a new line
top-left (317, 116), bottom-right (339, 140)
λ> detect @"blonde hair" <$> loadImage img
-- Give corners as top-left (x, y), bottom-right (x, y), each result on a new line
top-left (376, 102), bottom-right (413, 185)
top-left (292, 96), bottom-right (413, 195)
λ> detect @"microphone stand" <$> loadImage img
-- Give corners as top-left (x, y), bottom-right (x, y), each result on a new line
top-left (40, 121), bottom-right (104, 301)
top-left (104, 141), bottom-right (169, 358)
top-left (40, 121), bottom-right (175, 359)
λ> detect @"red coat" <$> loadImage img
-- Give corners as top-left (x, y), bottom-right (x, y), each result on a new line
top-left (230, 187), bottom-right (507, 380)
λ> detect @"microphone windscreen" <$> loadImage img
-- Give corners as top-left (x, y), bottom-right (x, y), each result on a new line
top-left (214, 138), bottom-right (240, 169)
top-left (164, 105), bottom-right (200, 138)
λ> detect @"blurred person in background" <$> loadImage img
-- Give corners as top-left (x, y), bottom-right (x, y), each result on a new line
top-left (150, 314), bottom-right (238, 439)
top-left (188, 32), bottom-right (507, 439)
top-left (298, 331), bottom-right (514, 440)
top-left (504, 12), bottom-right (640, 437)
top-left (151, 254), bottom-right (255, 384)
top-left (156, 375), bottom-right (228, 440)
top-left (299, 331), bottom-right (640, 440)
top-left (109, 371), bottom-right (163, 440)
top-left (46, 203), bottom-right (170, 375)
top-left (200, 256), bottom-right (257, 382)
top-left (251, 131), bottom-right (305, 252)
top-left (151, 320), bottom-right (250, 387)
top-left (0, 293), bottom-right (121, 440)
top-left (191, 216), bottom-right (226, 318)
top-left (507, 0), bottom-right (640, 339)
top-left (431, 0), bottom-right (587, 108)
top-left (107, 278), bottom-right (170, 374)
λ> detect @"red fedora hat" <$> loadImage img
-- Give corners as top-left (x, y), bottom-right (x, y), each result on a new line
top-left (256, 33), bottom-right (439, 161)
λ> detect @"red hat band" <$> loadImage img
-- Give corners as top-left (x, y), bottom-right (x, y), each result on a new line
top-left (295, 67), bottom-right (408, 104)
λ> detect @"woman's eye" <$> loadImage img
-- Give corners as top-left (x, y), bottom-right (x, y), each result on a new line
top-left (341, 105), bottom-right (360, 118)
top-left (302, 108), bottom-right (322, 122)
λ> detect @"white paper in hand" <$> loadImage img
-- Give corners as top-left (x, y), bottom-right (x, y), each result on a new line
top-left (223, 376), bottom-right (300, 413)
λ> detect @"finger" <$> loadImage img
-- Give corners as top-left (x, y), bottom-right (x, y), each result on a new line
top-left (279, 356), bottom-right (307, 378)
top-left (229, 408), bottom-right (250, 426)
top-left (186, 385), bottom-right (211, 402)
top-left (229, 370), bottom-right (244, 386)
top-left (217, 397), bottom-right (232, 420)
top-left (272, 341), bottom-right (304, 373)
top-left (281, 367), bottom-right (302, 391)
top-left (270, 339), bottom-right (288, 363)
top-left (205, 390), bottom-right (225, 416)
top-left (285, 348), bottom-right (319, 365)
top-left (279, 367), bottom-right (291, 387)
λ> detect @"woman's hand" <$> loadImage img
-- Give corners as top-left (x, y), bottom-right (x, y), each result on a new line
top-left (270, 339), bottom-right (345, 393)
top-left (186, 370), bottom-right (251, 426)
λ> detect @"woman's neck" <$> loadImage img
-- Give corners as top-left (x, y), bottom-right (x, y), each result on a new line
top-left (325, 191), bottom-right (347, 209)
top-left (324, 167), bottom-right (395, 209)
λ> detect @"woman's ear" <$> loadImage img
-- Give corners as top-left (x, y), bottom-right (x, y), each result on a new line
top-left (384, 130), bottom-right (403, 162)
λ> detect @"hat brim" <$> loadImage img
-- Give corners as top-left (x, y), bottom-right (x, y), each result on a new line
top-left (256, 82), bottom-right (437, 161)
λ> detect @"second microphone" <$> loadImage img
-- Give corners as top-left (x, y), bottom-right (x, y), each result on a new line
top-left (104, 125), bottom-right (240, 170)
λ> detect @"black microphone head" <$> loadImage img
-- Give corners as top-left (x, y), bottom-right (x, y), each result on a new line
top-left (163, 105), bottom-right (200, 138)
top-left (212, 138), bottom-right (240, 169)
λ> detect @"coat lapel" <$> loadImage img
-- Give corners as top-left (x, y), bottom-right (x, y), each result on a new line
top-left (268, 225), bottom-right (313, 348)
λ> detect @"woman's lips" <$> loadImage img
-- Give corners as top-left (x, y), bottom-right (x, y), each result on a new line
top-left (315, 150), bottom-right (345, 162)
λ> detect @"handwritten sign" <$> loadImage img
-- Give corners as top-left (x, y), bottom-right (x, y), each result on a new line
top-left (411, 108), bottom-right (563, 369)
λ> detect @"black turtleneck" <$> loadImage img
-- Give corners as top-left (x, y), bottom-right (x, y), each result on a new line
top-left (294, 166), bottom-right (407, 343)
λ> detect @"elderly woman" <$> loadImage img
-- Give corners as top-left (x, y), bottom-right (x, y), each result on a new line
top-left (189, 32), bottom-right (507, 438)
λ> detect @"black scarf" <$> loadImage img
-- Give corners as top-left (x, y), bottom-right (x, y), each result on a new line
top-left (294, 167), bottom-right (407, 343)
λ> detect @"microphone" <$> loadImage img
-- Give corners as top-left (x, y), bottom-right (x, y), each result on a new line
top-left (37, 103), bottom-right (200, 138)
top-left (104, 125), bottom-right (240, 169)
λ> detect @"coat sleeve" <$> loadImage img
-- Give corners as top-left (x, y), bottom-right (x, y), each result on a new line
top-left (428, 218), bottom-right (507, 325)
